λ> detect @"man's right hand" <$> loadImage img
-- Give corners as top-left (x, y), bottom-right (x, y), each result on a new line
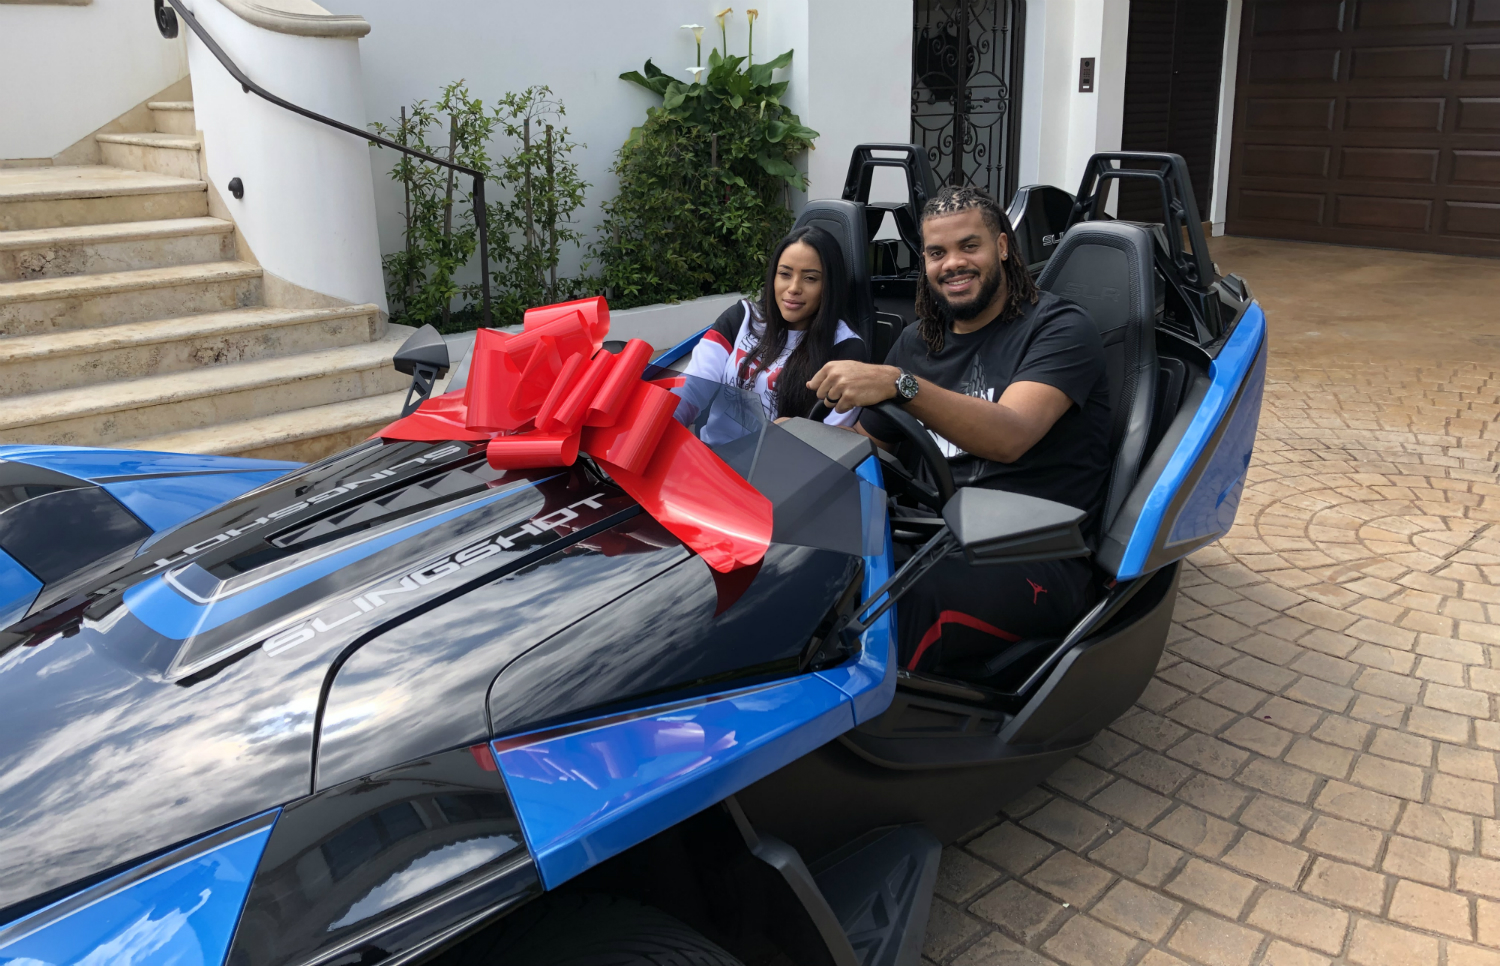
top-left (807, 362), bottom-right (902, 413)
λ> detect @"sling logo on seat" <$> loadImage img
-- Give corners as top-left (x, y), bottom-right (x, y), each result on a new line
top-left (1062, 281), bottom-right (1123, 302)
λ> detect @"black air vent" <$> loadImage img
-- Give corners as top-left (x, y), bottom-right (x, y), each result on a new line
top-left (0, 462), bottom-right (87, 515)
top-left (0, 487), bottom-right (150, 584)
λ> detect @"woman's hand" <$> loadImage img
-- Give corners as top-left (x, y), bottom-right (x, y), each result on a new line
top-left (807, 362), bottom-right (900, 413)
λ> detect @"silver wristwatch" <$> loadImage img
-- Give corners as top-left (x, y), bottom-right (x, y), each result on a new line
top-left (894, 368), bottom-right (919, 404)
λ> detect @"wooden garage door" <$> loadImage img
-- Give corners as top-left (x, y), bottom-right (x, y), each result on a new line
top-left (1226, 0), bottom-right (1500, 256)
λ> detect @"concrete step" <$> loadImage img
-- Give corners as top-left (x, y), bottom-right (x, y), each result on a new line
top-left (0, 304), bottom-right (383, 397)
top-left (0, 166), bottom-right (207, 231)
top-left (0, 332), bottom-right (410, 448)
top-left (0, 217), bottom-right (234, 281)
top-left (125, 389), bottom-right (408, 462)
top-left (0, 260), bottom-right (262, 337)
top-left (148, 101), bottom-right (196, 136)
top-left (96, 132), bottom-right (202, 180)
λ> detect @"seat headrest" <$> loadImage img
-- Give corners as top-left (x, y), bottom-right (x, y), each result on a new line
top-left (793, 199), bottom-right (876, 343)
top-left (1036, 221), bottom-right (1156, 336)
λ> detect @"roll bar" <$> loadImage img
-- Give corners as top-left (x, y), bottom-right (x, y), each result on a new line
top-left (1071, 152), bottom-right (1215, 290)
top-left (841, 144), bottom-right (939, 212)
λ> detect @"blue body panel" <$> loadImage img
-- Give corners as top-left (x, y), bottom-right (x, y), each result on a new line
top-left (1166, 344), bottom-right (1267, 548)
top-left (0, 549), bottom-right (42, 630)
top-left (0, 446), bottom-right (299, 483)
top-left (1114, 305), bottom-right (1267, 580)
top-left (494, 676), bottom-right (856, 889)
top-left (104, 472), bottom-right (289, 533)
top-left (123, 482), bottom-right (548, 641)
top-left (0, 813), bottom-right (276, 966)
top-left (653, 325), bottom-right (710, 368)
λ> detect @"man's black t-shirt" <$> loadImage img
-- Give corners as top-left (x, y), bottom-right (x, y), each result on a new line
top-left (860, 291), bottom-right (1113, 539)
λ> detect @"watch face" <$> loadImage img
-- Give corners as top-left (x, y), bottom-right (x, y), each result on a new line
top-left (897, 371), bottom-right (919, 401)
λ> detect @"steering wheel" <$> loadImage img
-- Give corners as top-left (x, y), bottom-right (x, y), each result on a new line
top-left (805, 399), bottom-right (955, 507)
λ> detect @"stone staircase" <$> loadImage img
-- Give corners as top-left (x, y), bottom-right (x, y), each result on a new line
top-left (0, 100), bottom-right (408, 462)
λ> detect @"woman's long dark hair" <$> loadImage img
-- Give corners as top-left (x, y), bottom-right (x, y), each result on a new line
top-left (738, 224), bottom-right (850, 419)
top-left (914, 184), bottom-right (1038, 354)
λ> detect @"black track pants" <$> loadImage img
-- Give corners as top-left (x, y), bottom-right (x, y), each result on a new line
top-left (895, 553), bottom-right (1096, 672)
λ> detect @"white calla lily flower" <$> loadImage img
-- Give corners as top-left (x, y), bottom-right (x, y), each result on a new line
top-left (681, 23), bottom-right (706, 66)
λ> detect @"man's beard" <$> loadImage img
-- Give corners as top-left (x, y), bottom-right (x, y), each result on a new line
top-left (929, 263), bottom-right (1004, 321)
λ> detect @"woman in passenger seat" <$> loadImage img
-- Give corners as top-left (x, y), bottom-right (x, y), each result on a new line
top-left (678, 225), bottom-right (868, 437)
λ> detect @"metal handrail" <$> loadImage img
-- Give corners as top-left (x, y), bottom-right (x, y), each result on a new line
top-left (153, 0), bottom-right (492, 327)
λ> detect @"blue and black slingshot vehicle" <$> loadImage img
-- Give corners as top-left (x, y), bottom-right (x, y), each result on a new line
top-left (0, 147), bottom-right (1266, 966)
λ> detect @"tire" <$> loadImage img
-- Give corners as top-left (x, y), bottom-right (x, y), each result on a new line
top-left (450, 894), bottom-right (744, 966)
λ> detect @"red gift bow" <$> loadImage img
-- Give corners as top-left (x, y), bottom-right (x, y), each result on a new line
top-left (377, 297), bottom-right (773, 573)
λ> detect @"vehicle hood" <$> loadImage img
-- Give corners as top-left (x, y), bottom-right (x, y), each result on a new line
top-left (0, 438), bottom-right (639, 917)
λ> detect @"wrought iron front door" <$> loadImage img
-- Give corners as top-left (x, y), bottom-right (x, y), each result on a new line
top-left (912, 0), bottom-right (1025, 204)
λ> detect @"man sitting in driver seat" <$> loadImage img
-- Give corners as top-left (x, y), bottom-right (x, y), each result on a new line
top-left (807, 184), bottom-right (1113, 674)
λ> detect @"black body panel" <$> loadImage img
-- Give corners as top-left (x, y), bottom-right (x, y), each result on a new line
top-left (0, 488), bottom-right (151, 584)
top-left (736, 564), bottom-right (1180, 858)
top-left (488, 546), bottom-right (863, 736)
top-left (317, 517), bottom-right (689, 789)
top-left (0, 460), bottom-right (152, 617)
top-left (230, 745), bottom-right (537, 966)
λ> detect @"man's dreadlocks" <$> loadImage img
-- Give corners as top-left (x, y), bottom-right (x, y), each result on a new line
top-left (914, 184), bottom-right (1039, 354)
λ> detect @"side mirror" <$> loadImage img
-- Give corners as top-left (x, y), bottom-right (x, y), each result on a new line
top-left (942, 487), bottom-right (1089, 565)
top-left (393, 325), bottom-right (450, 418)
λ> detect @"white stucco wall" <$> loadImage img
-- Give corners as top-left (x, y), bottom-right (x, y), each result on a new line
top-left (1016, 0), bottom-right (1130, 205)
top-left (0, 0), bottom-right (188, 160)
top-left (184, 0), bottom-right (387, 310)
top-left (768, 0), bottom-right (913, 203)
top-left (341, 0), bottom-right (910, 278)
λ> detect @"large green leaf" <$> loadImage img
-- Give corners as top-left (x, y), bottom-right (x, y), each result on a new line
top-left (755, 153), bottom-right (800, 180)
top-left (724, 70), bottom-right (753, 99)
top-left (761, 49), bottom-right (794, 71)
top-left (620, 69), bottom-right (673, 96)
top-left (746, 50), bottom-right (793, 87)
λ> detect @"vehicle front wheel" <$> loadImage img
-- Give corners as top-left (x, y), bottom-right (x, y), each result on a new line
top-left (450, 894), bottom-right (744, 966)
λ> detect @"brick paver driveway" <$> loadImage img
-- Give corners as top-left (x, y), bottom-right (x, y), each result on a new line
top-left (922, 237), bottom-right (1500, 966)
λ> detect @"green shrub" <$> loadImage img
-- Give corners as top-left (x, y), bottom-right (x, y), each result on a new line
top-left (592, 46), bottom-right (818, 308)
top-left (481, 88), bottom-right (590, 325)
top-left (371, 82), bottom-right (588, 332)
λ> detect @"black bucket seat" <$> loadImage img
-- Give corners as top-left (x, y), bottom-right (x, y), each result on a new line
top-left (1035, 221), bottom-right (1160, 545)
top-left (792, 199), bottom-right (878, 349)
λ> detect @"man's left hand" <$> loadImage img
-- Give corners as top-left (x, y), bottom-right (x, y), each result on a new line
top-left (807, 362), bottom-right (901, 413)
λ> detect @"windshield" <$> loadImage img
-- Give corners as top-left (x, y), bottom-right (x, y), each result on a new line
top-left (659, 370), bottom-right (876, 561)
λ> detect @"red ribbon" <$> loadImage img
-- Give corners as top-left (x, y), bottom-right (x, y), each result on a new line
top-left (377, 297), bottom-right (773, 573)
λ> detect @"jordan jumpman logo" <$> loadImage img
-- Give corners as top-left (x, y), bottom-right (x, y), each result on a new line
top-left (1028, 579), bottom-right (1048, 604)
